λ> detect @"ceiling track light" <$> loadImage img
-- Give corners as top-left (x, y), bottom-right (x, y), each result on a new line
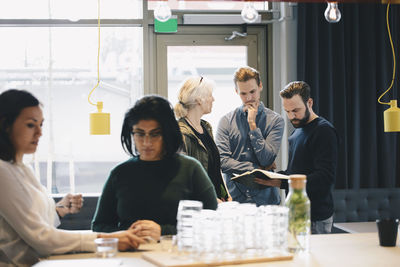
top-left (154, 1), bottom-right (172, 22)
top-left (241, 2), bottom-right (259, 24)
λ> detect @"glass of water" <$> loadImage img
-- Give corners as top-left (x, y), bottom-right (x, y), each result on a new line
top-left (94, 238), bottom-right (118, 258)
top-left (160, 235), bottom-right (177, 253)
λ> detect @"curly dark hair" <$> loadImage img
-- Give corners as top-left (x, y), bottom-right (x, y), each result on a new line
top-left (121, 95), bottom-right (183, 158)
top-left (0, 89), bottom-right (40, 161)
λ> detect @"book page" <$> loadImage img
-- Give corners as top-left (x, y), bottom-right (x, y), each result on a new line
top-left (255, 170), bottom-right (289, 180)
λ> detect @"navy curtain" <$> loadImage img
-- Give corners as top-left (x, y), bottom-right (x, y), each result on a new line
top-left (297, 3), bottom-right (400, 189)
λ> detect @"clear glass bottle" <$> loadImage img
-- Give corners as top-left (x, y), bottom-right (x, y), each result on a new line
top-left (285, 175), bottom-right (310, 252)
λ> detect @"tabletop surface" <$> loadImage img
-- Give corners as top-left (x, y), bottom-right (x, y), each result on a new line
top-left (36, 232), bottom-right (400, 267)
top-left (334, 221), bottom-right (378, 233)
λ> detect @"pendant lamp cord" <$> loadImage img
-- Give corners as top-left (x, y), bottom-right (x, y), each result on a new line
top-left (88, 0), bottom-right (101, 106)
top-left (378, 1), bottom-right (396, 106)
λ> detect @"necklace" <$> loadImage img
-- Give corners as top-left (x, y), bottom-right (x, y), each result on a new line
top-left (185, 117), bottom-right (203, 133)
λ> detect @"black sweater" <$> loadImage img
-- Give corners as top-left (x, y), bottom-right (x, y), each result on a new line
top-left (92, 154), bottom-right (217, 235)
top-left (282, 117), bottom-right (338, 221)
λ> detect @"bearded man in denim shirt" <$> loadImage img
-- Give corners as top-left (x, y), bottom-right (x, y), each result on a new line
top-left (215, 66), bottom-right (284, 206)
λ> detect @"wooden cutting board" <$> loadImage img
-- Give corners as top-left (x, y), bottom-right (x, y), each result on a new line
top-left (142, 251), bottom-right (293, 267)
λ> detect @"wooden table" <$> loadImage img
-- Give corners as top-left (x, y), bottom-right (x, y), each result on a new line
top-left (334, 221), bottom-right (377, 233)
top-left (35, 233), bottom-right (400, 267)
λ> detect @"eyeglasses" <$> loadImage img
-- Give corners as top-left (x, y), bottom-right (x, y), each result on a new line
top-left (132, 131), bottom-right (162, 142)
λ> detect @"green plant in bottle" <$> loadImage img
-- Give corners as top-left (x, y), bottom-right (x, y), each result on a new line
top-left (285, 175), bottom-right (310, 252)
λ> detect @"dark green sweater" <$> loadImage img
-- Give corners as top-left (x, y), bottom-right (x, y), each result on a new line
top-left (92, 154), bottom-right (218, 235)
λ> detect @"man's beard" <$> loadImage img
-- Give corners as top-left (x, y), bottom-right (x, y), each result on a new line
top-left (290, 107), bottom-right (310, 128)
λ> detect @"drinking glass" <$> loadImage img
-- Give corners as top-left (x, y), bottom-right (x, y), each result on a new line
top-left (217, 201), bottom-right (243, 260)
top-left (160, 235), bottom-right (177, 253)
top-left (94, 238), bottom-right (118, 258)
top-left (238, 203), bottom-right (258, 257)
top-left (376, 218), bottom-right (399, 247)
top-left (193, 209), bottom-right (220, 262)
top-left (176, 200), bottom-right (203, 253)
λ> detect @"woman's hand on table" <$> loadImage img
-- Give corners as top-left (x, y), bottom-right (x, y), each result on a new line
top-left (99, 229), bottom-right (146, 251)
top-left (56, 193), bottom-right (83, 217)
top-left (129, 220), bottom-right (161, 243)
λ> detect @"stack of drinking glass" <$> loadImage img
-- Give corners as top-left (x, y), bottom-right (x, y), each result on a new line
top-left (176, 200), bottom-right (289, 262)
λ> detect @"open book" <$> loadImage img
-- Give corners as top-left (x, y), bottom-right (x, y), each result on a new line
top-left (231, 169), bottom-right (289, 190)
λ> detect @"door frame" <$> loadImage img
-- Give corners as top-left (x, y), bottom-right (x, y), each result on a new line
top-left (147, 25), bottom-right (269, 105)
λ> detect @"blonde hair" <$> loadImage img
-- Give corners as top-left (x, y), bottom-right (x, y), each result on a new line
top-left (174, 76), bottom-right (214, 118)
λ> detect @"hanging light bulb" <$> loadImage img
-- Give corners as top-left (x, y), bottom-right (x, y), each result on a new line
top-left (241, 3), bottom-right (259, 24)
top-left (324, 2), bottom-right (341, 23)
top-left (154, 1), bottom-right (172, 22)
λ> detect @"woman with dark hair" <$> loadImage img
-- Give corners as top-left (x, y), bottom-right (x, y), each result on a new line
top-left (0, 89), bottom-right (144, 266)
top-left (92, 95), bottom-right (218, 238)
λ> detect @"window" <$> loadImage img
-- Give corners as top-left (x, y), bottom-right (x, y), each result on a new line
top-left (167, 45), bottom-right (246, 132)
top-left (0, 1), bottom-right (143, 194)
top-left (0, 0), bottom-right (142, 19)
top-left (0, 0), bottom-right (271, 194)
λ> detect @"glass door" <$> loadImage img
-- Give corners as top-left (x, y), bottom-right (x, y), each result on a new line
top-left (153, 26), bottom-right (266, 133)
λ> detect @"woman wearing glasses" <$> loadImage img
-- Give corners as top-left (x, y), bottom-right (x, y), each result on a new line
top-left (175, 76), bottom-right (230, 202)
top-left (92, 95), bottom-right (218, 240)
top-left (0, 89), bottom-right (145, 266)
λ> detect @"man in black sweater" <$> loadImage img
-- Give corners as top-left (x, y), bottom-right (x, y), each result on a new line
top-left (255, 81), bottom-right (338, 234)
top-left (281, 81), bottom-right (338, 234)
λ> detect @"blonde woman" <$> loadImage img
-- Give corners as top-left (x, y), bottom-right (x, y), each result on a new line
top-left (175, 76), bottom-right (230, 201)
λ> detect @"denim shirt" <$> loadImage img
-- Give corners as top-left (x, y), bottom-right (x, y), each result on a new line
top-left (215, 102), bottom-right (284, 206)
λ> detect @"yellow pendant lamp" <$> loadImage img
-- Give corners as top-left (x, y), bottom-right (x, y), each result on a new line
top-left (90, 101), bottom-right (110, 135)
top-left (88, 0), bottom-right (110, 135)
top-left (379, 2), bottom-right (400, 132)
top-left (384, 100), bottom-right (400, 132)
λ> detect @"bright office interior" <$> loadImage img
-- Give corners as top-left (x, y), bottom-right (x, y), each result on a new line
top-left (0, 0), bottom-right (319, 194)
